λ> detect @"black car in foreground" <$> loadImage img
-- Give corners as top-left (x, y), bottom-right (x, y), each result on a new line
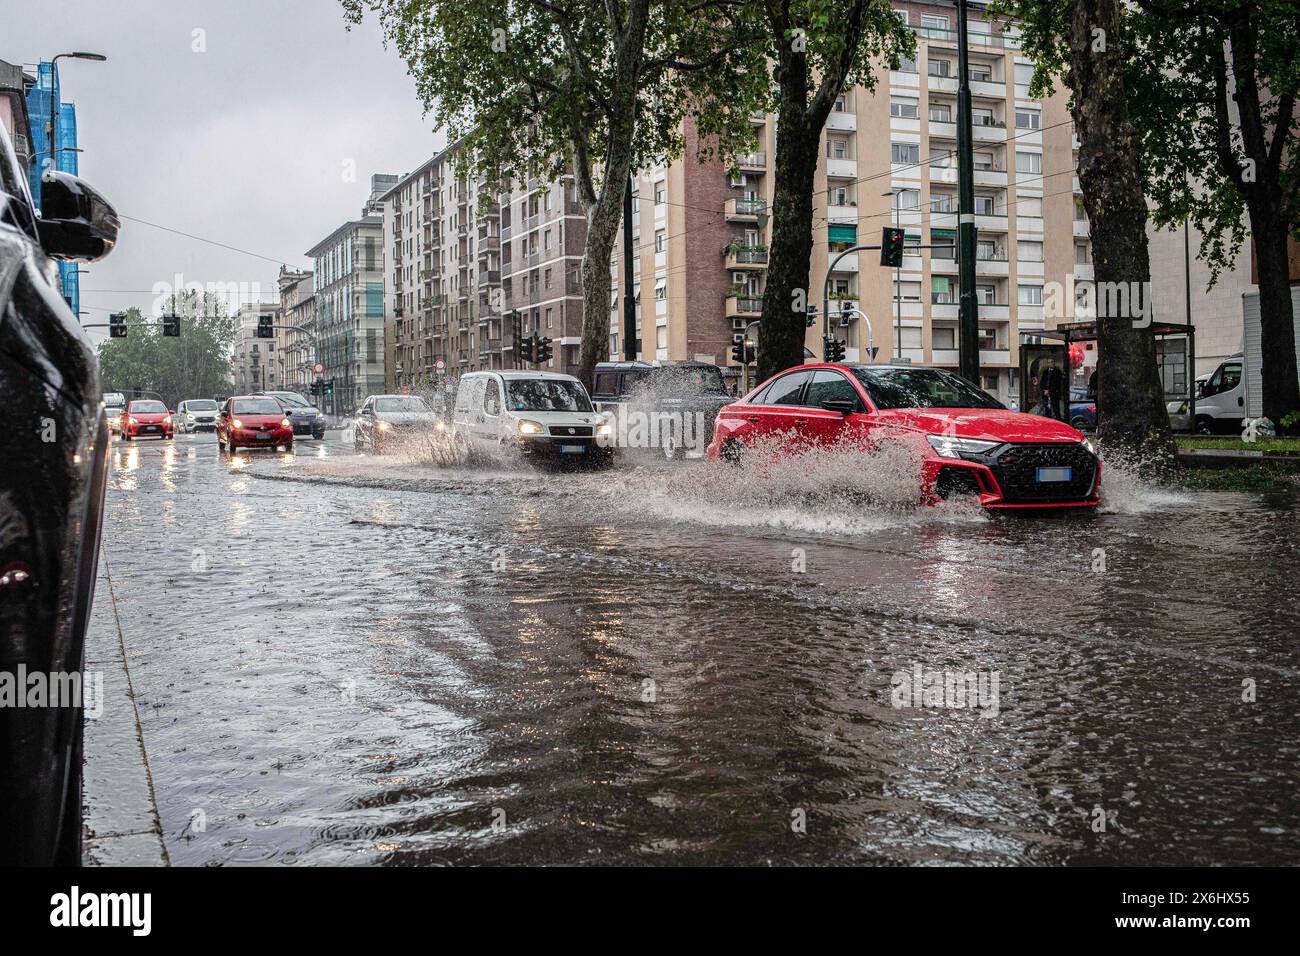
top-left (590, 360), bottom-right (732, 459)
top-left (0, 122), bottom-right (119, 865)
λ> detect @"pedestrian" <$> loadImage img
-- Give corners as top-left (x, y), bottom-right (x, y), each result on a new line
top-left (1087, 367), bottom-right (1098, 401)
top-left (1038, 357), bottom-right (1065, 420)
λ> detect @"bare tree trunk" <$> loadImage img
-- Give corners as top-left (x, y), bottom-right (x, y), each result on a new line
top-left (759, 104), bottom-right (820, 382)
top-left (1067, 0), bottom-right (1173, 461)
top-left (1250, 200), bottom-right (1299, 422)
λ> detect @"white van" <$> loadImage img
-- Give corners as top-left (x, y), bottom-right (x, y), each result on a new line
top-left (452, 370), bottom-right (613, 464)
top-left (1190, 355), bottom-right (1244, 434)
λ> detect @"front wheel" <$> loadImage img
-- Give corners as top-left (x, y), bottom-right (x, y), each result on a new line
top-left (1195, 416), bottom-right (1216, 436)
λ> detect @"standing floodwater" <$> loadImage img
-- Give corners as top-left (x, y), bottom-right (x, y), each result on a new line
top-left (100, 433), bottom-right (1300, 865)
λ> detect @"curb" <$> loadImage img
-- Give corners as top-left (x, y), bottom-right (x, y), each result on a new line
top-left (82, 551), bottom-right (169, 866)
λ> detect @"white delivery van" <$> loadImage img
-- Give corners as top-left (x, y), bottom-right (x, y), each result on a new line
top-left (1242, 287), bottom-right (1300, 422)
top-left (1189, 355), bottom-right (1245, 434)
top-left (452, 370), bottom-right (613, 465)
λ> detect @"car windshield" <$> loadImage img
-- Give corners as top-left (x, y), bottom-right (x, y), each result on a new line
top-left (232, 399), bottom-right (284, 416)
top-left (103, 393), bottom-right (126, 406)
top-left (129, 401), bottom-right (167, 414)
top-left (186, 400), bottom-right (218, 411)
top-left (851, 367), bottom-right (1004, 410)
top-left (506, 379), bottom-right (593, 412)
top-left (267, 393), bottom-right (309, 408)
top-left (375, 397), bottom-right (430, 413)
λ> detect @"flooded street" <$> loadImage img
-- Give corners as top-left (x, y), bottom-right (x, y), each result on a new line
top-left (101, 432), bottom-right (1300, 866)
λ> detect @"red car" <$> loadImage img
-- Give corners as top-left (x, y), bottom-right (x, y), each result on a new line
top-left (118, 399), bottom-right (174, 441)
top-left (218, 395), bottom-right (294, 453)
top-left (708, 363), bottom-right (1101, 510)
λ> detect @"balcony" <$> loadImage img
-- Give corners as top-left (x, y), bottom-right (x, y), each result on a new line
top-left (736, 151), bottom-right (767, 171)
top-left (828, 252), bottom-right (859, 274)
top-left (724, 245), bottom-right (769, 269)
top-left (827, 111), bottom-right (857, 132)
top-left (1073, 218), bottom-right (1090, 238)
top-left (478, 269), bottom-right (501, 287)
top-left (826, 157), bottom-right (857, 179)
top-left (726, 295), bottom-right (763, 318)
top-left (725, 197), bottom-right (767, 222)
top-left (980, 348), bottom-right (1012, 365)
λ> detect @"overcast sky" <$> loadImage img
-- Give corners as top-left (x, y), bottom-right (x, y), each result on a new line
top-left (7, 0), bottom-right (442, 342)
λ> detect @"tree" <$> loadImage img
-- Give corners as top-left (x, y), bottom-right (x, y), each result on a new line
top-left (1127, 0), bottom-right (1300, 426)
top-left (995, 0), bottom-right (1173, 461)
top-left (740, 0), bottom-right (914, 381)
top-left (341, 0), bottom-right (760, 388)
top-left (97, 293), bottom-right (236, 406)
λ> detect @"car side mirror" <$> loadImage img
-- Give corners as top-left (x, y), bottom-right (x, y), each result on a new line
top-left (35, 171), bottom-right (120, 262)
top-left (821, 399), bottom-right (856, 416)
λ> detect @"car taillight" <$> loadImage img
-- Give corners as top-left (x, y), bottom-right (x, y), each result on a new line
top-left (1087, 405), bottom-right (1096, 413)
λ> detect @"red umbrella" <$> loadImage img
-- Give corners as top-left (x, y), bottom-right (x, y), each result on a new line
top-left (1068, 345), bottom-right (1085, 368)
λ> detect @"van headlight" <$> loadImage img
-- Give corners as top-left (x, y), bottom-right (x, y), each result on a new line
top-left (926, 434), bottom-right (1001, 459)
top-left (517, 420), bottom-right (544, 436)
top-left (595, 421), bottom-right (613, 437)
top-left (377, 420), bottom-right (392, 431)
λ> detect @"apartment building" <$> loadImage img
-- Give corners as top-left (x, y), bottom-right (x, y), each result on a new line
top-left (230, 302), bottom-right (283, 395)
top-left (381, 144), bottom-right (586, 387)
top-left (277, 266), bottom-right (314, 393)
top-left (306, 174), bottom-right (394, 413)
top-left (604, 0), bottom-right (1080, 405)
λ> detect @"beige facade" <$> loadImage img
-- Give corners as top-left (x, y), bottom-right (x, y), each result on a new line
top-left (606, 0), bottom-right (1082, 405)
top-left (230, 302), bottom-right (283, 395)
top-left (277, 266), bottom-right (314, 393)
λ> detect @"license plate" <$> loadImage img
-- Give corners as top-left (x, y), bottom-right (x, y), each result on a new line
top-left (255, 433), bottom-right (273, 441)
top-left (142, 426), bottom-right (158, 432)
top-left (1036, 466), bottom-right (1072, 483)
top-left (559, 445), bottom-right (585, 454)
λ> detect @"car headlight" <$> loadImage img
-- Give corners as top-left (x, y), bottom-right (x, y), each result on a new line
top-left (434, 421), bottom-right (447, 433)
top-left (164, 416), bottom-right (172, 424)
top-left (128, 417), bottom-right (138, 425)
top-left (926, 434), bottom-right (1002, 459)
top-left (233, 418), bottom-right (243, 429)
top-left (517, 420), bottom-right (544, 436)
top-left (595, 421), bottom-right (613, 437)
top-left (281, 418), bottom-right (292, 428)
top-left (1080, 436), bottom-right (1098, 456)
top-left (186, 414), bottom-right (196, 422)
top-left (376, 420), bottom-right (393, 431)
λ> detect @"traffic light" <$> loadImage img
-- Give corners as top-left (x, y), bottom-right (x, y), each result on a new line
top-left (805, 305), bottom-right (818, 329)
top-left (880, 226), bottom-right (905, 268)
top-left (323, 379), bottom-right (334, 396)
top-left (731, 339), bottom-right (756, 365)
top-left (256, 314), bottom-right (274, 339)
top-left (840, 301), bottom-right (855, 324)
top-left (823, 336), bottom-right (846, 363)
top-left (162, 314), bottom-right (180, 337)
top-left (535, 336), bottom-right (553, 364)
top-left (521, 333), bottom-right (537, 364)
top-left (109, 312), bottom-right (127, 338)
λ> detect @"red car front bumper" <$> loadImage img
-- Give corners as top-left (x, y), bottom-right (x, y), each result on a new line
top-left (229, 426), bottom-right (293, 447)
top-left (921, 455), bottom-right (1101, 510)
top-left (122, 421), bottom-right (173, 439)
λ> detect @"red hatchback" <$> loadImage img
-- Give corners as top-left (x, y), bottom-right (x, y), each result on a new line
top-left (708, 363), bottom-right (1101, 510)
top-left (218, 396), bottom-right (294, 453)
top-left (119, 399), bottom-right (174, 441)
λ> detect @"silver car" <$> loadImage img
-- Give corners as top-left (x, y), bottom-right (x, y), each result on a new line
top-left (176, 398), bottom-right (220, 432)
top-left (354, 394), bottom-right (444, 452)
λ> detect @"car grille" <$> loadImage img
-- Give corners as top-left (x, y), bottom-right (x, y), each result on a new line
top-left (988, 442), bottom-right (1098, 503)
top-left (547, 425), bottom-right (593, 437)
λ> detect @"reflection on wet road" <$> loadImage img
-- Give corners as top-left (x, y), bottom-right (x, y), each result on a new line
top-left (102, 432), bottom-right (1300, 865)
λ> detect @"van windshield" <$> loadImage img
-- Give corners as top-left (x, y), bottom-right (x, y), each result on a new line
top-left (506, 379), bottom-right (593, 412)
top-left (186, 400), bottom-right (218, 411)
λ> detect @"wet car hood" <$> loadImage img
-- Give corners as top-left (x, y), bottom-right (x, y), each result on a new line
top-left (129, 412), bottom-right (168, 423)
top-left (876, 408), bottom-right (1085, 443)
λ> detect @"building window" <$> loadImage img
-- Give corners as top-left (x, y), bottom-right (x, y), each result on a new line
top-left (929, 103), bottom-right (953, 124)
top-left (933, 326), bottom-right (956, 349)
top-left (1018, 240), bottom-right (1044, 262)
top-left (1015, 110), bottom-right (1041, 130)
top-left (890, 97), bottom-right (919, 119)
top-left (1016, 151), bottom-right (1042, 174)
top-left (655, 229), bottom-right (666, 253)
top-left (891, 142), bottom-right (920, 165)
top-left (900, 326), bottom-right (922, 348)
top-left (968, 63), bottom-right (993, 83)
top-left (546, 307), bottom-right (553, 329)
top-left (927, 58), bottom-right (952, 78)
top-left (1019, 284), bottom-right (1044, 305)
top-left (895, 188), bottom-right (920, 210)
top-left (654, 185), bottom-right (666, 205)
top-left (1020, 196), bottom-right (1043, 218)
top-left (896, 53), bottom-right (918, 73)
top-left (1075, 241), bottom-right (1092, 265)
top-left (921, 14), bottom-right (948, 39)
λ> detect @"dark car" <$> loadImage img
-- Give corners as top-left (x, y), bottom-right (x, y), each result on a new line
top-left (0, 122), bottom-right (119, 864)
top-left (1068, 387), bottom-right (1097, 432)
top-left (590, 361), bottom-right (732, 459)
top-left (255, 390), bottom-right (326, 438)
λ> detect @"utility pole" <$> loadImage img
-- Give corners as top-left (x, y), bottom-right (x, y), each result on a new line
top-left (955, 0), bottom-right (980, 384)
top-left (622, 174), bottom-right (637, 361)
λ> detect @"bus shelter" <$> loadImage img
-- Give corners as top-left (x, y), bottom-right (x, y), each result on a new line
top-left (1018, 321), bottom-right (1196, 431)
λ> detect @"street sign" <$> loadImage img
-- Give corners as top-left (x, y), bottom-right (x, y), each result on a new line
top-left (401, 385), bottom-right (411, 395)
top-left (867, 346), bottom-right (880, 361)
top-left (313, 363), bottom-right (324, 375)
top-left (435, 359), bottom-right (445, 371)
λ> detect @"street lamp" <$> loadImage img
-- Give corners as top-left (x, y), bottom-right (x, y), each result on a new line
top-left (46, 53), bottom-right (106, 171)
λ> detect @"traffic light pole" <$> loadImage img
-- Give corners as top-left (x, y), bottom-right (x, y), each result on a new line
top-left (823, 244), bottom-right (880, 344)
top-left (956, 0), bottom-right (981, 385)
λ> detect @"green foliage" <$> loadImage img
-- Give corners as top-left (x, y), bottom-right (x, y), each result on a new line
top-left (340, 0), bottom-right (764, 197)
top-left (96, 292), bottom-right (236, 407)
top-left (1126, 0), bottom-right (1300, 284)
